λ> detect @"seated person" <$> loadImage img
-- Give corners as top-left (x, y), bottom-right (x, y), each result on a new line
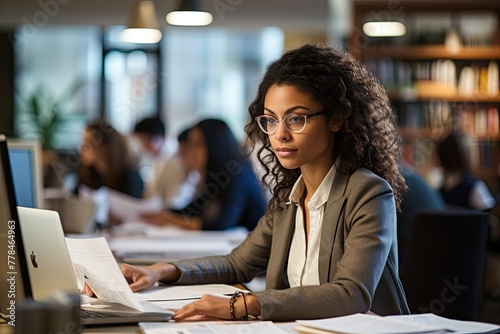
top-left (143, 127), bottom-right (199, 210)
top-left (87, 44), bottom-right (410, 321)
top-left (397, 162), bottom-right (445, 269)
top-left (74, 119), bottom-right (144, 227)
top-left (130, 117), bottom-right (197, 209)
top-left (436, 133), bottom-right (496, 211)
top-left (75, 118), bottom-right (143, 198)
top-left (142, 118), bottom-right (267, 231)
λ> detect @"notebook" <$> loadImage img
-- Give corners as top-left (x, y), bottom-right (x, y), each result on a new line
top-left (17, 206), bottom-right (173, 325)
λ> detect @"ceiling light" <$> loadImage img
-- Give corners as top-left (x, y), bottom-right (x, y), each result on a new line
top-left (166, 0), bottom-right (213, 26)
top-left (363, 22), bottom-right (406, 37)
top-left (122, 0), bottom-right (162, 44)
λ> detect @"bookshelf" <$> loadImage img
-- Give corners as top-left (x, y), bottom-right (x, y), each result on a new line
top-left (350, 0), bottom-right (500, 193)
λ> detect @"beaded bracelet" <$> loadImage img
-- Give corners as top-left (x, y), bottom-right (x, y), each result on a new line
top-left (229, 291), bottom-right (249, 320)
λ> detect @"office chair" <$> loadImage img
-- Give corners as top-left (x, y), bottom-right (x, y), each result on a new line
top-left (400, 210), bottom-right (489, 321)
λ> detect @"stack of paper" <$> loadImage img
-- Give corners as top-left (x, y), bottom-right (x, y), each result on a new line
top-left (295, 313), bottom-right (500, 334)
top-left (140, 321), bottom-right (289, 334)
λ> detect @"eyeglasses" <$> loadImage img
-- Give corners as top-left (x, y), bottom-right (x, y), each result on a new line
top-left (255, 111), bottom-right (326, 134)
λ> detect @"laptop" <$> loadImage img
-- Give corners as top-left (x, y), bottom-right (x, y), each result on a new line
top-left (17, 206), bottom-right (173, 325)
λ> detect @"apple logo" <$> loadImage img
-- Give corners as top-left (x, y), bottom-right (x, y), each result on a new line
top-left (30, 251), bottom-right (38, 268)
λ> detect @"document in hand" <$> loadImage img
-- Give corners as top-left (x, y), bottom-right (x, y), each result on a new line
top-left (295, 313), bottom-right (500, 334)
top-left (65, 237), bottom-right (145, 310)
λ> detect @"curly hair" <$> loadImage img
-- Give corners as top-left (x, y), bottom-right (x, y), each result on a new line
top-left (245, 44), bottom-right (406, 213)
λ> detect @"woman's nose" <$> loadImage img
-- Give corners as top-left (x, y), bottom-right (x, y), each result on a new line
top-left (273, 120), bottom-right (291, 141)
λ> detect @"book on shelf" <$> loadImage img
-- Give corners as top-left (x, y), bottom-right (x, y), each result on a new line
top-left (398, 101), bottom-right (452, 133)
top-left (365, 57), bottom-right (499, 99)
top-left (459, 107), bottom-right (499, 136)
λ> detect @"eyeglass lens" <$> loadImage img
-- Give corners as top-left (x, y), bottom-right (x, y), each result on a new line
top-left (257, 114), bottom-right (306, 134)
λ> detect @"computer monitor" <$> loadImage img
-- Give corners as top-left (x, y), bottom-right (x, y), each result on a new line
top-left (0, 135), bottom-right (32, 323)
top-left (7, 139), bottom-right (44, 208)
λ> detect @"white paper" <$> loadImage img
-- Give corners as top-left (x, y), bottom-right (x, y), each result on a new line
top-left (108, 188), bottom-right (164, 223)
top-left (150, 299), bottom-right (199, 311)
top-left (65, 237), bottom-right (144, 311)
top-left (109, 237), bottom-right (234, 258)
top-left (134, 284), bottom-right (248, 301)
top-left (386, 314), bottom-right (500, 334)
top-left (139, 321), bottom-right (289, 334)
top-left (144, 225), bottom-right (248, 243)
top-left (296, 313), bottom-right (445, 334)
top-left (71, 262), bottom-right (86, 290)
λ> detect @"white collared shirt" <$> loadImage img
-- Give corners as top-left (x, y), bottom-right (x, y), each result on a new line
top-left (287, 161), bottom-right (338, 287)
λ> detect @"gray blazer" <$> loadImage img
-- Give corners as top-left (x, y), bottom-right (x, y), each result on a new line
top-left (172, 161), bottom-right (410, 321)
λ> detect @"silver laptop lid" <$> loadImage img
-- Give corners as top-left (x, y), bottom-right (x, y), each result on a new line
top-left (17, 207), bottom-right (79, 301)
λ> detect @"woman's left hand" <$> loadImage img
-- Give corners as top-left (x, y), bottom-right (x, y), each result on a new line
top-left (173, 294), bottom-right (232, 321)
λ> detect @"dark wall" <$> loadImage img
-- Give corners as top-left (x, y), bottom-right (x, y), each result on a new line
top-left (0, 31), bottom-right (15, 137)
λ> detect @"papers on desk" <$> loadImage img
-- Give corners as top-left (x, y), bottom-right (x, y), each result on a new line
top-left (143, 225), bottom-right (249, 244)
top-left (111, 221), bottom-right (248, 244)
top-left (133, 284), bottom-right (249, 311)
top-left (109, 237), bottom-right (235, 263)
top-left (385, 314), bottom-right (500, 334)
top-left (139, 321), bottom-right (289, 334)
top-left (134, 284), bottom-right (248, 301)
top-left (295, 313), bottom-right (500, 334)
top-left (65, 237), bottom-right (144, 311)
top-left (108, 189), bottom-right (163, 223)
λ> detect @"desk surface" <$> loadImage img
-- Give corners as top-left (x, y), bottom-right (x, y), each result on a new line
top-left (1, 322), bottom-right (299, 334)
top-left (80, 322), bottom-right (298, 334)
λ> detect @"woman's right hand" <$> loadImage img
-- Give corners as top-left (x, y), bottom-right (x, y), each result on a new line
top-left (120, 262), bottom-right (181, 292)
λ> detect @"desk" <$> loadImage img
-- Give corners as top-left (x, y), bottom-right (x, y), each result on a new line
top-left (104, 224), bottom-right (248, 265)
top-left (79, 322), bottom-right (298, 334)
top-left (81, 225), bottom-right (281, 332)
top-left (82, 325), bottom-right (140, 333)
top-left (0, 324), bottom-right (140, 334)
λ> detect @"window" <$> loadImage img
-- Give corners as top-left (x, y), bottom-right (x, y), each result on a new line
top-left (15, 26), bottom-right (101, 150)
top-left (14, 25), bottom-right (284, 149)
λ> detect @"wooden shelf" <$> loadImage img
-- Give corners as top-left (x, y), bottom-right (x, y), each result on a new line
top-left (361, 46), bottom-right (500, 60)
top-left (398, 128), bottom-right (448, 139)
top-left (399, 128), bottom-right (500, 140)
top-left (467, 134), bottom-right (500, 140)
top-left (352, 0), bottom-right (500, 193)
top-left (389, 91), bottom-right (500, 102)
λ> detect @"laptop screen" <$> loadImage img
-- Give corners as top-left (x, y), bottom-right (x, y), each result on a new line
top-left (0, 135), bottom-right (32, 323)
top-left (7, 140), bottom-right (43, 208)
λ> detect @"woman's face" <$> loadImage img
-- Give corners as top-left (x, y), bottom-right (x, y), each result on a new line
top-left (263, 84), bottom-right (340, 171)
top-left (80, 128), bottom-right (107, 172)
top-left (80, 128), bottom-right (97, 166)
top-left (184, 127), bottom-right (208, 172)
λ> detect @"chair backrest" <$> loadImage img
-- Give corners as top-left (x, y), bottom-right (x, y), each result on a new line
top-left (400, 210), bottom-right (489, 321)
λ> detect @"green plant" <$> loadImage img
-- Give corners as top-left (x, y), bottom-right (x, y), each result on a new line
top-left (16, 81), bottom-right (85, 150)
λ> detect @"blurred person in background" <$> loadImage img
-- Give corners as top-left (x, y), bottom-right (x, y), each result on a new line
top-left (142, 118), bottom-right (267, 231)
top-left (436, 133), bottom-right (496, 212)
top-left (131, 117), bottom-right (198, 209)
top-left (76, 118), bottom-right (143, 198)
top-left (75, 118), bottom-right (143, 228)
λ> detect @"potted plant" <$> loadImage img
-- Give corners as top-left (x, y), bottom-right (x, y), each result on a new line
top-left (15, 81), bottom-right (85, 151)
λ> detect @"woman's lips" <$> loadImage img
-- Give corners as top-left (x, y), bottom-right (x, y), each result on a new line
top-left (275, 147), bottom-right (297, 158)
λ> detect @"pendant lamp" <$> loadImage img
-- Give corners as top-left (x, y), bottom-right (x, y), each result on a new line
top-left (166, 0), bottom-right (213, 26)
top-left (123, 0), bottom-right (162, 43)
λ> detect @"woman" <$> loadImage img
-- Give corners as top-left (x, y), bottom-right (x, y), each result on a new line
top-left (142, 118), bottom-right (267, 231)
top-left (76, 118), bottom-right (143, 198)
top-left (436, 133), bottom-right (496, 211)
top-left (104, 44), bottom-right (410, 321)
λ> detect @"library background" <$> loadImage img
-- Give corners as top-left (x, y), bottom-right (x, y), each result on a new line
top-left (0, 0), bottom-right (499, 325)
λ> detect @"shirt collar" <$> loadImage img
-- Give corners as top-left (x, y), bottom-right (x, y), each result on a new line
top-left (288, 157), bottom-right (340, 209)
